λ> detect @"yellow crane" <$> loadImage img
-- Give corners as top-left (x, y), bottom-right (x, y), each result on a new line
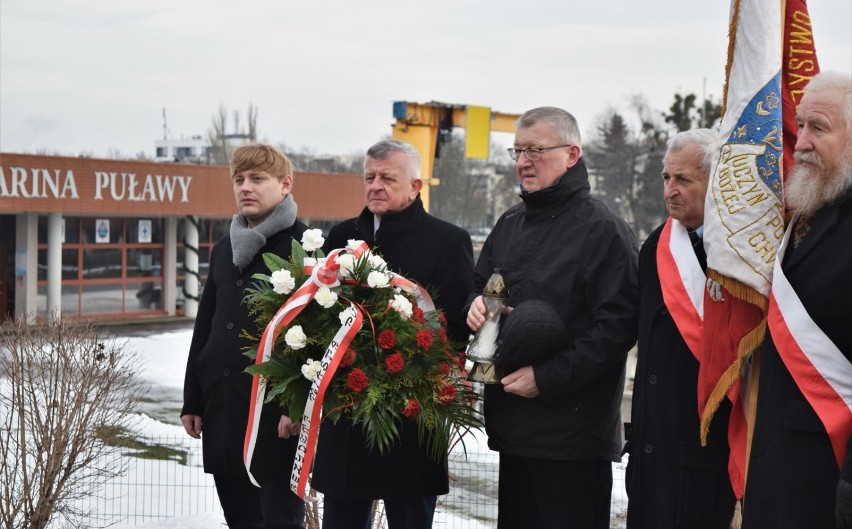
top-left (390, 101), bottom-right (520, 210)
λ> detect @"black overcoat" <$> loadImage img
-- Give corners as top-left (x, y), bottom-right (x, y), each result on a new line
top-left (625, 222), bottom-right (734, 529)
top-left (743, 187), bottom-right (852, 528)
top-left (182, 222), bottom-right (307, 481)
top-left (310, 195), bottom-right (475, 501)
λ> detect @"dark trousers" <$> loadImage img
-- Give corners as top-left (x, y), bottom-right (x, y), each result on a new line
top-left (321, 495), bottom-right (437, 529)
top-left (497, 454), bottom-right (612, 529)
top-left (214, 474), bottom-right (306, 529)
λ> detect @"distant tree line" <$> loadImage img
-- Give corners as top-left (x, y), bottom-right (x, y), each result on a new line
top-left (586, 92), bottom-right (722, 241)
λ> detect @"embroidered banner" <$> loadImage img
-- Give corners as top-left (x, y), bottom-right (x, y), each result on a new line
top-left (699, 0), bottom-right (822, 505)
top-left (700, 0), bottom-right (783, 503)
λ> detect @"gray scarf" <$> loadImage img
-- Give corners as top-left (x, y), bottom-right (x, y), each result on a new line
top-left (230, 194), bottom-right (298, 269)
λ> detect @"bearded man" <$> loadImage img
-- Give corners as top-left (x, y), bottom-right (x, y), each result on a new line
top-left (742, 70), bottom-right (852, 529)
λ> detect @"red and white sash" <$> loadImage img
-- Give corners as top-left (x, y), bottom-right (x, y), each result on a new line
top-left (657, 218), bottom-right (705, 361)
top-left (768, 214), bottom-right (852, 468)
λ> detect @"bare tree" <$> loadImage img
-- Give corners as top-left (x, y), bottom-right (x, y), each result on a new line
top-left (586, 96), bottom-right (670, 241)
top-left (246, 103), bottom-right (258, 142)
top-left (430, 133), bottom-right (518, 231)
top-left (207, 104), bottom-right (230, 165)
top-left (207, 103), bottom-right (260, 165)
top-left (0, 317), bottom-right (145, 529)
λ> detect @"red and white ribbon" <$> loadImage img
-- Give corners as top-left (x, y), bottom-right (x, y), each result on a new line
top-left (657, 217), bottom-right (705, 360)
top-left (291, 302), bottom-right (362, 499)
top-left (768, 214), bottom-right (852, 468)
top-left (243, 249), bottom-right (345, 486)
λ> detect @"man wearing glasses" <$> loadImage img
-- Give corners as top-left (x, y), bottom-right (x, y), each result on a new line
top-left (466, 106), bottom-right (639, 529)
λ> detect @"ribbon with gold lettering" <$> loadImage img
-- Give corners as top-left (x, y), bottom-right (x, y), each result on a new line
top-left (243, 247), bottom-right (348, 486)
top-left (291, 302), bottom-right (362, 499)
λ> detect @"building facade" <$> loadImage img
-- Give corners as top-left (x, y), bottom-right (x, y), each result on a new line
top-left (0, 153), bottom-right (363, 322)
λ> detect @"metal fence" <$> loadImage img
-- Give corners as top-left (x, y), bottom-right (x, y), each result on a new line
top-left (72, 435), bottom-right (627, 528)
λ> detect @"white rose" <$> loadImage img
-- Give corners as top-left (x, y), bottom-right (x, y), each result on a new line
top-left (314, 287), bottom-right (338, 308)
top-left (347, 239), bottom-right (365, 251)
top-left (301, 229), bottom-right (325, 252)
top-left (270, 269), bottom-right (295, 295)
top-left (335, 253), bottom-right (356, 278)
top-left (284, 325), bottom-right (307, 350)
top-left (367, 252), bottom-right (386, 269)
top-left (390, 294), bottom-right (413, 318)
top-left (367, 270), bottom-right (390, 288)
top-left (300, 358), bottom-right (322, 381)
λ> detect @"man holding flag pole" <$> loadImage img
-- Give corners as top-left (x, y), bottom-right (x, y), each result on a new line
top-left (699, 0), bottom-right (851, 526)
top-left (742, 70), bottom-right (852, 528)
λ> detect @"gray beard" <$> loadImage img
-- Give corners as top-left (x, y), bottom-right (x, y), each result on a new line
top-left (785, 151), bottom-right (852, 217)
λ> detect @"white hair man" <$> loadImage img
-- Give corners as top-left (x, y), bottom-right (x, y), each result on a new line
top-left (742, 70), bottom-right (852, 529)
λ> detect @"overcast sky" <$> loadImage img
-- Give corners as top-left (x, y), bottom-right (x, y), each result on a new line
top-left (1, 0), bottom-right (849, 161)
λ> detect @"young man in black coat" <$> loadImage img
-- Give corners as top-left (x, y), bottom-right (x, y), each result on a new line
top-left (625, 129), bottom-right (735, 528)
top-left (182, 144), bottom-right (307, 529)
top-left (310, 139), bottom-right (475, 529)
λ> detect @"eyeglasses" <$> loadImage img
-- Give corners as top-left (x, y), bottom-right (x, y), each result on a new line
top-left (507, 144), bottom-right (572, 161)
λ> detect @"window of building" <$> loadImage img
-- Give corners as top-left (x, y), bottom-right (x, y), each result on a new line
top-left (37, 217), bottom-right (166, 318)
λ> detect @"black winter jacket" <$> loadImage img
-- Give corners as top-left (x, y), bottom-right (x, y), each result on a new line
top-left (310, 196), bottom-right (475, 500)
top-left (469, 159), bottom-right (638, 462)
top-left (182, 222), bottom-right (307, 480)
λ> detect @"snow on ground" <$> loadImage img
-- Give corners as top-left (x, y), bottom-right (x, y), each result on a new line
top-left (92, 328), bottom-right (628, 528)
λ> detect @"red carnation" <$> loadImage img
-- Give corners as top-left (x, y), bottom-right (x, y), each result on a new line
top-left (377, 329), bottom-right (397, 349)
top-left (438, 329), bottom-right (449, 345)
top-left (412, 307), bottom-right (425, 323)
top-left (458, 351), bottom-right (467, 369)
top-left (416, 330), bottom-right (433, 349)
top-left (385, 352), bottom-right (405, 374)
top-left (438, 362), bottom-right (451, 376)
top-left (347, 368), bottom-right (369, 392)
top-left (437, 312), bottom-right (447, 327)
top-left (402, 399), bottom-right (421, 418)
top-left (439, 385), bottom-right (456, 403)
top-left (340, 347), bottom-right (356, 367)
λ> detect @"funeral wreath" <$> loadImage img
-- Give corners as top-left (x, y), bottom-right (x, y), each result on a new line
top-left (243, 229), bottom-right (482, 460)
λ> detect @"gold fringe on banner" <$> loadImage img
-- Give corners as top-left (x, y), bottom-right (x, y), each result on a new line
top-left (699, 269), bottom-right (768, 445)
